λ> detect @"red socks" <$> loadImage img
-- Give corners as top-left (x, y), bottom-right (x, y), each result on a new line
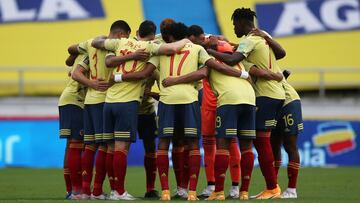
top-left (92, 146), bottom-right (107, 196)
top-left (157, 149), bottom-right (169, 190)
top-left (240, 148), bottom-right (254, 192)
top-left (254, 131), bottom-right (278, 190)
top-left (64, 168), bottom-right (72, 193)
top-left (172, 147), bottom-right (184, 188)
top-left (106, 150), bottom-right (115, 191)
top-left (68, 141), bottom-right (83, 193)
top-left (113, 149), bottom-right (128, 195)
top-left (188, 149), bottom-right (201, 191)
top-left (202, 136), bottom-right (216, 183)
top-left (229, 138), bottom-right (241, 184)
top-left (144, 152), bottom-right (157, 192)
top-left (181, 148), bottom-right (190, 189)
top-left (214, 149), bottom-right (230, 192)
top-left (288, 161), bottom-right (300, 188)
top-left (275, 160), bottom-right (282, 176)
top-left (81, 145), bottom-right (96, 195)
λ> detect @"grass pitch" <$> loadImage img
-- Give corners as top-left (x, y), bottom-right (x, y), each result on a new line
top-left (0, 167), bottom-right (359, 202)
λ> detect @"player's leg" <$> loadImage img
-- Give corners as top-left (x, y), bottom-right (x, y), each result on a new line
top-left (111, 101), bottom-right (138, 200)
top-left (206, 105), bottom-right (236, 201)
top-left (59, 106), bottom-right (72, 197)
top-left (281, 100), bottom-right (303, 199)
top-left (138, 112), bottom-right (159, 198)
top-left (92, 103), bottom-right (108, 199)
top-left (81, 105), bottom-right (97, 199)
top-left (156, 102), bottom-right (175, 200)
top-left (63, 139), bottom-right (71, 198)
top-left (236, 104), bottom-right (256, 200)
top-left (182, 102), bottom-right (202, 200)
top-left (198, 108), bottom-right (216, 199)
top-left (228, 137), bottom-right (241, 199)
top-left (102, 103), bottom-right (116, 197)
top-left (252, 97), bottom-right (283, 199)
top-left (172, 129), bottom-right (186, 197)
top-left (271, 132), bottom-right (283, 176)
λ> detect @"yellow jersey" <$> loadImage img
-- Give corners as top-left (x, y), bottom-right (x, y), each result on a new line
top-left (78, 39), bottom-right (113, 105)
top-left (103, 38), bottom-right (161, 103)
top-left (148, 43), bottom-right (212, 104)
top-left (237, 34), bottom-right (285, 100)
top-left (58, 55), bottom-right (87, 108)
top-left (282, 79), bottom-right (300, 106)
top-left (209, 62), bottom-right (255, 107)
top-left (138, 69), bottom-right (160, 115)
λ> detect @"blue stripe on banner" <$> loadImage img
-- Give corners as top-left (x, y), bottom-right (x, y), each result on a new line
top-left (141, 0), bottom-right (220, 35)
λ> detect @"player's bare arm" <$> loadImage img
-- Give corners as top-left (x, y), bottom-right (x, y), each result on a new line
top-left (250, 28), bottom-right (286, 60)
top-left (91, 36), bottom-right (108, 50)
top-left (162, 67), bottom-right (209, 87)
top-left (249, 66), bottom-right (283, 82)
top-left (157, 38), bottom-right (192, 55)
top-left (110, 62), bottom-right (156, 84)
top-left (205, 59), bottom-right (249, 78)
top-left (105, 50), bottom-right (150, 67)
top-left (72, 64), bottom-right (110, 91)
top-left (207, 49), bottom-right (245, 66)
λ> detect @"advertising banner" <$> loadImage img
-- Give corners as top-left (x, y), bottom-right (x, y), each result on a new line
top-left (1, 119), bottom-right (359, 168)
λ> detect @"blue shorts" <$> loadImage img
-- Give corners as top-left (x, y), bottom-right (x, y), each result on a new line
top-left (198, 88), bottom-right (203, 106)
top-left (256, 97), bottom-right (284, 130)
top-left (158, 101), bottom-right (201, 139)
top-left (272, 100), bottom-right (303, 136)
top-left (59, 104), bottom-right (83, 140)
top-left (216, 104), bottom-right (256, 140)
top-left (137, 112), bottom-right (157, 140)
top-left (103, 101), bottom-right (139, 143)
top-left (83, 103), bottom-right (104, 144)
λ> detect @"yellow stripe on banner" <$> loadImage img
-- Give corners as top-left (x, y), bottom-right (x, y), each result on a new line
top-left (313, 130), bottom-right (354, 146)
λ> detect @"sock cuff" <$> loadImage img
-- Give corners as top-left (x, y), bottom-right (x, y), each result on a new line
top-left (69, 142), bottom-right (84, 149)
top-left (230, 138), bottom-right (238, 144)
top-left (85, 145), bottom-right (97, 151)
top-left (241, 148), bottom-right (253, 155)
top-left (275, 160), bottom-right (282, 167)
top-left (98, 146), bottom-right (107, 152)
top-left (202, 136), bottom-right (216, 144)
top-left (157, 149), bottom-right (168, 156)
top-left (64, 168), bottom-right (70, 174)
top-left (173, 147), bottom-right (184, 153)
top-left (145, 152), bottom-right (156, 158)
top-left (256, 131), bottom-right (271, 138)
top-left (288, 161), bottom-right (300, 169)
top-left (189, 149), bottom-right (200, 156)
top-left (115, 149), bottom-right (128, 155)
top-left (216, 149), bottom-right (230, 156)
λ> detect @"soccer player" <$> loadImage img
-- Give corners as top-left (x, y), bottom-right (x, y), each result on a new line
top-left (148, 22), bottom-right (252, 201)
top-left (187, 25), bottom-right (242, 199)
top-left (250, 28), bottom-right (303, 198)
top-left (58, 54), bottom-right (87, 200)
top-left (69, 20), bottom-right (134, 200)
top-left (206, 8), bottom-right (286, 199)
top-left (92, 20), bottom-right (191, 200)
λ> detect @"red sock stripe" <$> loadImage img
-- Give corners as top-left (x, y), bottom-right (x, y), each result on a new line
top-left (69, 143), bottom-right (84, 149)
top-left (275, 161), bottom-right (282, 167)
top-left (85, 145), bottom-right (97, 151)
top-left (241, 148), bottom-right (253, 155)
top-left (157, 150), bottom-right (168, 156)
top-left (173, 147), bottom-right (184, 153)
top-left (230, 137), bottom-right (238, 144)
top-left (115, 149), bottom-right (128, 155)
top-left (189, 150), bottom-right (200, 156)
top-left (216, 149), bottom-right (230, 156)
top-left (98, 146), bottom-right (107, 152)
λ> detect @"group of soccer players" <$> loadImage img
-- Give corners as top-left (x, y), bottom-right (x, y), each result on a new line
top-left (58, 7), bottom-right (303, 201)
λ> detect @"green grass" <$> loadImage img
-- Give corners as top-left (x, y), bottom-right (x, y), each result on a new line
top-left (0, 167), bottom-right (359, 202)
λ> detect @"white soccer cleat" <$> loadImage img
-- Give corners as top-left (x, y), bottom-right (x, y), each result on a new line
top-left (91, 193), bottom-right (108, 200)
top-left (281, 188), bottom-right (297, 199)
top-left (80, 193), bottom-right (90, 200)
top-left (69, 193), bottom-right (82, 200)
top-left (198, 185), bottom-right (215, 198)
top-left (173, 187), bottom-right (188, 199)
top-left (228, 186), bottom-right (239, 199)
top-left (108, 190), bottom-right (136, 200)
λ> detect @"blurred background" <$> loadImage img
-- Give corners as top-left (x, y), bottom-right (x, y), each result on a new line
top-left (0, 0), bottom-right (359, 168)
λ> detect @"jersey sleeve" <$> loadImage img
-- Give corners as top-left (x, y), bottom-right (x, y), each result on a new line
top-left (198, 46), bottom-right (212, 67)
top-left (236, 37), bottom-right (256, 57)
top-left (146, 41), bottom-right (161, 56)
top-left (78, 55), bottom-right (90, 71)
top-left (104, 39), bottom-right (120, 52)
top-left (147, 56), bottom-right (160, 68)
top-left (78, 40), bottom-right (89, 54)
top-left (241, 60), bottom-right (255, 72)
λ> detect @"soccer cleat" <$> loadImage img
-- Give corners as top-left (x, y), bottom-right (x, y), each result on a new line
top-left (281, 188), bottom-right (297, 199)
top-left (69, 193), bottom-right (82, 200)
top-left (160, 190), bottom-right (171, 201)
top-left (144, 190), bottom-right (160, 198)
top-left (172, 187), bottom-right (188, 199)
top-left (187, 191), bottom-right (199, 201)
top-left (108, 191), bottom-right (136, 200)
top-left (65, 192), bottom-right (72, 200)
top-left (227, 186), bottom-right (239, 199)
top-left (252, 184), bottom-right (281, 199)
top-left (80, 193), bottom-right (90, 200)
top-left (198, 185), bottom-right (215, 199)
top-left (239, 191), bottom-right (249, 200)
top-left (91, 193), bottom-right (108, 200)
top-left (205, 191), bottom-right (225, 200)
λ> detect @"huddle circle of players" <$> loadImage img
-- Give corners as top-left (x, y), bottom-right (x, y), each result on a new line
top-left (59, 7), bottom-right (303, 201)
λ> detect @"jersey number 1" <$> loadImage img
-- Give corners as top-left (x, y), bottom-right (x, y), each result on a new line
top-left (169, 50), bottom-right (190, 76)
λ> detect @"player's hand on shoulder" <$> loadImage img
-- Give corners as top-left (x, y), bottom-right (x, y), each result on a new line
top-left (132, 49), bottom-right (150, 61)
top-left (162, 77), bottom-right (177, 87)
top-left (249, 28), bottom-right (267, 38)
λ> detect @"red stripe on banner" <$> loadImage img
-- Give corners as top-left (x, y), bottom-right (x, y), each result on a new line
top-left (328, 139), bottom-right (354, 154)
top-left (0, 116), bottom-right (59, 121)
